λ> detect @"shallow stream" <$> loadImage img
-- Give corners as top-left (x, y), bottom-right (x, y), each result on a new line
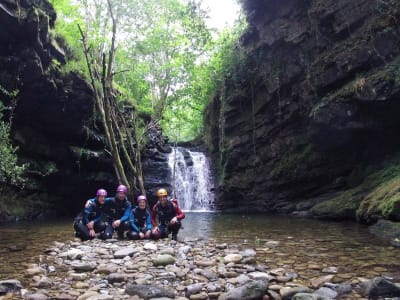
top-left (0, 212), bottom-right (399, 287)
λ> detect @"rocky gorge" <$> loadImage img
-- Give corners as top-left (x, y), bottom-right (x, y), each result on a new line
top-left (204, 0), bottom-right (400, 223)
top-left (0, 0), bottom-right (172, 222)
top-left (1, 237), bottom-right (400, 300)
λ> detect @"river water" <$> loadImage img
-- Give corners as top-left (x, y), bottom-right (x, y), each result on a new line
top-left (0, 212), bottom-right (399, 288)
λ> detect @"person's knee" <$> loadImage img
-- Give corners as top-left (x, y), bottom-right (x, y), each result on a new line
top-left (127, 231), bottom-right (139, 240)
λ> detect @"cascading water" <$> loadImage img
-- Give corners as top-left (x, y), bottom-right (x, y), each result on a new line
top-left (168, 147), bottom-right (214, 211)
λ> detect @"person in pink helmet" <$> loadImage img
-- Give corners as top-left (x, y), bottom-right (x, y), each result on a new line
top-left (127, 195), bottom-right (153, 240)
top-left (85, 184), bottom-right (132, 239)
top-left (74, 189), bottom-right (113, 241)
top-left (109, 184), bottom-right (132, 239)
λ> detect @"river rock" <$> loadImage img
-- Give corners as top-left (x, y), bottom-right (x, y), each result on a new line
top-left (106, 273), bottom-right (126, 283)
top-left (77, 291), bottom-right (99, 300)
top-left (0, 279), bottom-right (23, 294)
top-left (218, 280), bottom-right (268, 300)
top-left (309, 275), bottom-right (334, 288)
top-left (71, 261), bottom-right (97, 272)
top-left (314, 286), bottom-right (338, 299)
top-left (153, 254), bottom-right (176, 266)
top-left (223, 254), bottom-right (242, 264)
top-left (125, 284), bottom-right (175, 299)
top-left (63, 248), bottom-right (85, 260)
top-left (26, 266), bottom-right (45, 276)
top-left (241, 249), bottom-right (256, 257)
top-left (160, 247), bottom-right (175, 256)
top-left (280, 286), bottom-right (313, 300)
top-left (25, 293), bottom-right (48, 300)
top-left (248, 271), bottom-right (270, 281)
top-left (96, 263), bottom-right (118, 274)
top-left (292, 293), bottom-right (328, 300)
top-left (185, 283), bottom-right (204, 297)
top-left (195, 259), bottom-right (216, 267)
top-left (323, 282), bottom-right (352, 296)
top-left (113, 247), bottom-right (136, 258)
top-left (144, 243), bottom-right (158, 251)
top-left (361, 276), bottom-right (400, 298)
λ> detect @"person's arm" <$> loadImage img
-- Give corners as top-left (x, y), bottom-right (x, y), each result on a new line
top-left (152, 204), bottom-right (160, 227)
top-left (120, 200), bottom-right (132, 223)
top-left (129, 209), bottom-right (139, 232)
top-left (146, 211), bottom-right (153, 230)
top-left (83, 201), bottom-right (94, 224)
top-left (174, 204), bottom-right (185, 220)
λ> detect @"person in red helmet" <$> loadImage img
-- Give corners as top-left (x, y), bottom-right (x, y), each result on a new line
top-left (151, 188), bottom-right (185, 241)
top-left (127, 195), bottom-right (153, 240)
top-left (74, 189), bottom-right (113, 241)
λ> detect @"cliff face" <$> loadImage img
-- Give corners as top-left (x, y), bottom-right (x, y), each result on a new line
top-left (0, 0), bottom-right (117, 220)
top-left (205, 0), bottom-right (400, 221)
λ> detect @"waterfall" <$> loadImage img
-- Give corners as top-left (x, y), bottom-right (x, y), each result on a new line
top-left (168, 147), bottom-right (214, 211)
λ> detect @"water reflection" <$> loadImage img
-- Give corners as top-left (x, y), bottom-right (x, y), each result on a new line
top-left (0, 213), bottom-right (399, 285)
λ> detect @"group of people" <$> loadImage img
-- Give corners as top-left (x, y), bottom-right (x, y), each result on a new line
top-left (73, 185), bottom-right (185, 241)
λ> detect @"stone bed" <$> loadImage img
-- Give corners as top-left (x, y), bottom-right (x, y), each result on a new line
top-left (0, 237), bottom-right (399, 299)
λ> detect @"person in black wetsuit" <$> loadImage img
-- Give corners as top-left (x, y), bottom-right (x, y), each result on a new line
top-left (151, 188), bottom-right (185, 241)
top-left (108, 184), bottom-right (132, 239)
top-left (127, 195), bottom-right (153, 240)
top-left (85, 184), bottom-right (132, 239)
top-left (73, 189), bottom-right (114, 241)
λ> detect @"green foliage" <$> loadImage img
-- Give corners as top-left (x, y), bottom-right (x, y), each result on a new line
top-left (0, 100), bottom-right (26, 186)
top-left (51, 0), bottom-right (246, 142)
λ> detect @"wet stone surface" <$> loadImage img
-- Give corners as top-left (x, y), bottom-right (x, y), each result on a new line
top-left (1, 237), bottom-right (399, 299)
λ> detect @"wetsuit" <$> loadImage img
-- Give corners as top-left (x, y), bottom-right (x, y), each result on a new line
top-left (73, 198), bottom-right (113, 241)
top-left (106, 197), bottom-right (131, 238)
top-left (127, 206), bottom-right (152, 239)
top-left (151, 200), bottom-right (185, 240)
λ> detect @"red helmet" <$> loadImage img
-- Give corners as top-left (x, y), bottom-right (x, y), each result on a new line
top-left (116, 184), bottom-right (128, 194)
top-left (96, 189), bottom-right (107, 196)
top-left (137, 195), bottom-right (147, 202)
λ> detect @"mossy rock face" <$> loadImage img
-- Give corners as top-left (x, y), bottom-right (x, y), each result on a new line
top-left (310, 189), bottom-right (364, 220)
top-left (357, 177), bottom-right (400, 222)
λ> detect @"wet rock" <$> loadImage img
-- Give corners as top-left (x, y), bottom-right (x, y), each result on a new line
top-left (125, 284), bottom-right (175, 299)
top-left (241, 249), bottom-right (256, 257)
top-left (77, 290), bottom-right (99, 300)
top-left (292, 293), bottom-right (327, 300)
top-left (309, 275), bottom-right (334, 288)
top-left (106, 273), bottom-right (126, 283)
top-left (0, 279), bottom-right (23, 295)
top-left (195, 259), bottom-right (216, 267)
top-left (96, 263), bottom-right (118, 274)
top-left (113, 247), bottom-right (136, 258)
top-left (223, 254), bottom-right (242, 264)
top-left (153, 254), bottom-right (176, 266)
top-left (64, 248), bottom-right (85, 260)
top-left (144, 242), bottom-right (158, 251)
top-left (321, 267), bottom-right (338, 274)
top-left (190, 292), bottom-right (209, 299)
top-left (26, 266), bottom-right (46, 276)
top-left (52, 294), bottom-right (76, 300)
top-left (25, 293), bottom-right (48, 300)
top-left (185, 283), bottom-right (204, 297)
top-left (248, 271), bottom-right (270, 281)
top-left (71, 261), bottom-right (97, 272)
top-left (280, 286), bottom-right (313, 300)
top-left (216, 243), bottom-right (228, 249)
top-left (218, 280), bottom-right (268, 300)
top-left (314, 286), bottom-right (338, 299)
top-left (362, 276), bottom-right (400, 298)
top-left (323, 282), bottom-right (352, 296)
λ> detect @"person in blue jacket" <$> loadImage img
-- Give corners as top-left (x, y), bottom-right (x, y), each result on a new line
top-left (73, 189), bottom-right (113, 241)
top-left (108, 184), bottom-right (132, 239)
top-left (85, 184), bottom-right (132, 239)
top-left (127, 195), bottom-right (152, 240)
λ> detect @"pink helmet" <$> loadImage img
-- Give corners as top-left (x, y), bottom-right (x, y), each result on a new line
top-left (116, 184), bottom-right (128, 194)
top-left (137, 195), bottom-right (147, 202)
top-left (96, 189), bottom-right (107, 196)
